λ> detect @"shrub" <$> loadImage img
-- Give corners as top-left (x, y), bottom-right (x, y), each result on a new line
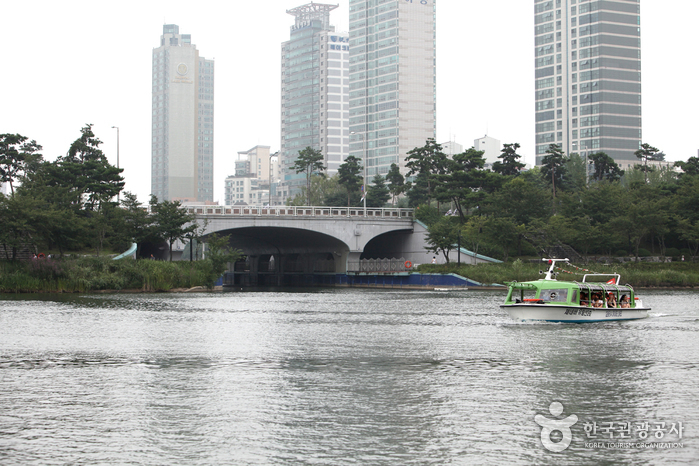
top-left (637, 248), bottom-right (651, 257)
top-left (616, 250), bottom-right (629, 257)
top-left (665, 248), bottom-right (681, 258)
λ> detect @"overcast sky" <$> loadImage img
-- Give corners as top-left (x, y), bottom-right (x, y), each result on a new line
top-left (2, 1), bottom-right (697, 204)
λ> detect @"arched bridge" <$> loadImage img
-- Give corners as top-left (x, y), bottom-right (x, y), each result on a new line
top-left (186, 205), bottom-right (414, 275)
top-left (180, 205), bottom-right (498, 286)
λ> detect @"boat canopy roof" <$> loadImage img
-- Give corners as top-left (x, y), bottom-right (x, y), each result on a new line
top-left (506, 282), bottom-right (539, 291)
top-left (507, 280), bottom-right (633, 294)
top-left (574, 281), bottom-right (633, 294)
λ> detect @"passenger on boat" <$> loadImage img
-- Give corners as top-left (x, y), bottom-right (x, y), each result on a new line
top-left (607, 292), bottom-right (617, 308)
top-left (620, 295), bottom-right (631, 308)
top-left (580, 291), bottom-right (589, 307)
top-left (592, 293), bottom-right (604, 308)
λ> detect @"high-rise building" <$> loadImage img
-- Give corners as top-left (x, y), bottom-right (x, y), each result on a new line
top-left (280, 3), bottom-right (349, 202)
top-left (534, 0), bottom-right (641, 168)
top-left (152, 24), bottom-right (214, 202)
top-left (348, 0), bottom-right (436, 179)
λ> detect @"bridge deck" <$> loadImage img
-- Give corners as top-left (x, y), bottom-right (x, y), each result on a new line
top-left (185, 205), bottom-right (413, 220)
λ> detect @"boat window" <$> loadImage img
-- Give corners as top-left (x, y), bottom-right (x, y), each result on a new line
top-left (540, 289), bottom-right (569, 303)
top-left (571, 289), bottom-right (578, 303)
top-left (513, 289), bottom-right (538, 303)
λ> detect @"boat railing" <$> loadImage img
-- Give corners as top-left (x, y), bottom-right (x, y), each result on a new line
top-left (582, 273), bottom-right (621, 284)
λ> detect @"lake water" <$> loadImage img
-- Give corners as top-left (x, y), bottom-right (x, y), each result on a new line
top-left (0, 288), bottom-right (697, 465)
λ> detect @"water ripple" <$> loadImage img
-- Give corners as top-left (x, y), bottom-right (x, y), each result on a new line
top-left (1, 289), bottom-right (698, 465)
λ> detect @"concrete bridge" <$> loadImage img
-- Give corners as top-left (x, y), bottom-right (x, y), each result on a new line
top-left (178, 205), bottom-right (497, 285)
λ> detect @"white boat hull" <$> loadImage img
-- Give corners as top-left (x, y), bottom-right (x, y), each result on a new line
top-left (501, 304), bottom-right (649, 323)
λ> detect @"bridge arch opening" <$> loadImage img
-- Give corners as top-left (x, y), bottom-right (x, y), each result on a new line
top-left (206, 226), bottom-right (349, 286)
top-left (360, 230), bottom-right (415, 260)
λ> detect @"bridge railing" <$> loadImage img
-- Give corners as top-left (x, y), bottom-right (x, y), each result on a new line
top-left (185, 205), bottom-right (413, 219)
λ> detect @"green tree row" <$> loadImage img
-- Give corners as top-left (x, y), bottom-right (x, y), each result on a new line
top-left (0, 127), bottom-right (221, 263)
top-left (288, 146), bottom-right (394, 207)
top-left (286, 144), bottom-right (698, 266)
top-left (405, 140), bottom-right (699, 263)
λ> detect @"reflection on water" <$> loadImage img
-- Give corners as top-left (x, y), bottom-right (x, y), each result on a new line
top-left (0, 289), bottom-right (697, 465)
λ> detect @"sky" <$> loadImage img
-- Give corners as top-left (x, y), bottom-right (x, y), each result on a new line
top-left (2, 1), bottom-right (697, 204)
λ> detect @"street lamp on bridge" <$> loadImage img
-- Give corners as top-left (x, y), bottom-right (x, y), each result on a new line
top-left (350, 131), bottom-right (367, 216)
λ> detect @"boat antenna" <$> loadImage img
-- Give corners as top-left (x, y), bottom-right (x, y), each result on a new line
top-left (543, 258), bottom-right (569, 280)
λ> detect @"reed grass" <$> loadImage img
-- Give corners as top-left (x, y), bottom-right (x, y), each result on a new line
top-left (0, 257), bottom-right (215, 293)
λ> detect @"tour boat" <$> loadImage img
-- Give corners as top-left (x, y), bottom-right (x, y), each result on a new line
top-left (501, 259), bottom-right (650, 323)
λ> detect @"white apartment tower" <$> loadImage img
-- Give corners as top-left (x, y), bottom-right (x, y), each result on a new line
top-left (349, 0), bottom-right (436, 179)
top-left (534, 0), bottom-right (641, 167)
top-left (152, 24), bottom-right (214, 202)
top-left (280, 3), bottom-right (350, 202)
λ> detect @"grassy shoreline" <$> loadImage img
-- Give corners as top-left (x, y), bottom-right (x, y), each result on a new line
top-left (0, 257), bottom-right (220, 293)
top-left (417, 260), bottom-right (699, 288)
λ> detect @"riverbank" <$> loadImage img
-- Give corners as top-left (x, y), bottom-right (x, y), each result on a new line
top-left (416, 259), bottom-right (699, 288)
top-left (0, 257), bottom-right (221, 293)
top-left (3, 257), bottom-right (698, 293)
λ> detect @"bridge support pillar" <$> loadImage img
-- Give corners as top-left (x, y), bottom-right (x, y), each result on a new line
top-left (345, 252), bottom-right (362, 274)
top-left (335, 250), bottom-right (350, 274)
top-left (276, 255), bottom-right (286, 286)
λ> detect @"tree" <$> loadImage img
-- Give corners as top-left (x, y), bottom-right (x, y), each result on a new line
top-left (676, 217), bottom-right (699, 261)
top-left (385, 163), bottom-right (405, 205)
top-left (492, 143), bottom-right (525, 176)
top-left (201, 234), bottom-right (242, 288)
top-left (288, 174), bottom-right (341, 206)
top-left (405, 139), bottom-right (448, 204)
top-left (588, 151), bottom-right (624, 183)
top-left (634, 143), bottom-right (662, 183)
top-left (0, 194), bottom-right (43, 260)
top-left (292, 147), bottom-right (325, 205)
top-left (564, 153), bottom-right (588, 192)
top-left (0, 133), bottom-right (43, 195)
top-left (424, 217), bottom-right (461, 263)
top-left (674, 157), bottom-right (699, 178)
top-left (482, 217), bottom-right (521, 262)
top-left (115, 192), bottom-right (152, 257)
top-left (540, 144), bottom-right (566, 210)
top-left (366, 174), bottom-right (390, 207)
top-left (90, 200), bottom-right (119, 255)
top-left (405, 173), bottom-right (429, 207)
top-left (60, 124), bottom-right (124, 211)
top-left (434, 147), bottom-right (490, 219)
top-left (564, 216), bottom-right (604, 263)
top-left (462, 216), bottom-right (487, 259)
top-left (485, 177), bottom-right (550, 226)
top-left (149, 195), bottom-right (196, 261)
top-left (606, 191), bottom-right (653, 260)
top-left (414, 204), bottom-right (442, 227)
top-left (337, 155), bottom-right (363, 206)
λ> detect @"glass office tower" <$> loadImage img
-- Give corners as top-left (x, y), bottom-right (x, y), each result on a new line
top-left (280, 3), bottom-right (349, 202)
top-left (534, 0), bottom-right (641, 168)
top-left (348, 0), bottom-right (436, 179)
